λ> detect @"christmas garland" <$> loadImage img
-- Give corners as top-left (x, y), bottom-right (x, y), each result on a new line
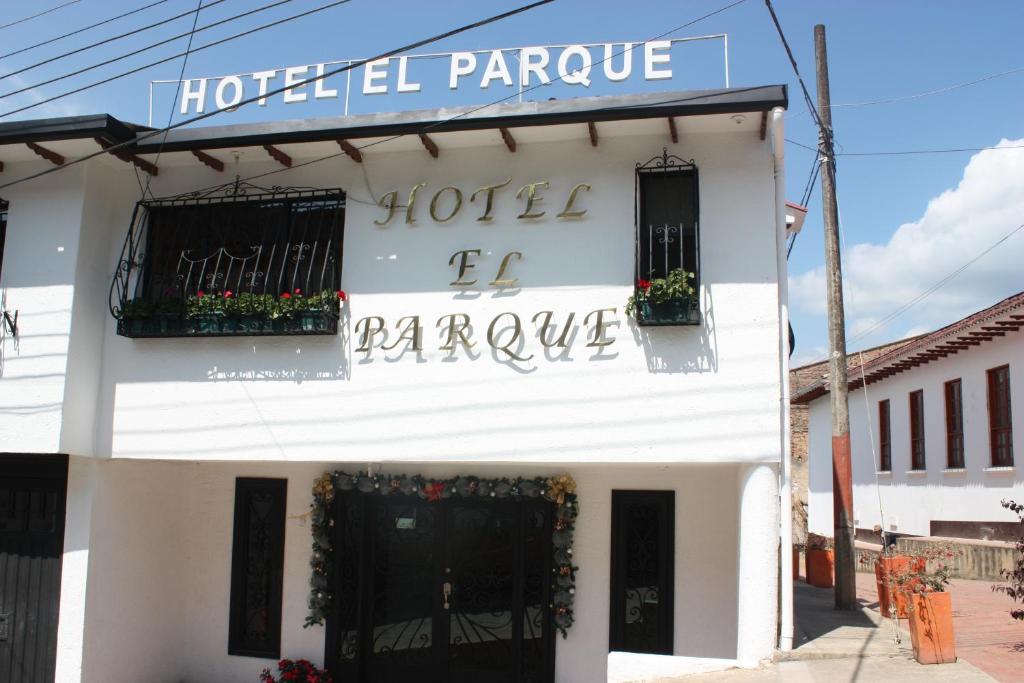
top-left (304, 470), bottom-right (579, 637)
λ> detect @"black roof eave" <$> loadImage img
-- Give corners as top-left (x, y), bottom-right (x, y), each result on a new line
top-left (132, 84), bottom-right (788, 154)
top-left (0, 114), bottom-right (142, 146)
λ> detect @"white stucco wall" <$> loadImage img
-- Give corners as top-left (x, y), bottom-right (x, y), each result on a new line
top-left (807, 332), bottom-right (1024, 538)
top-left (2, 122), bottom-right (784, 466)
top-left (61, 459), bottom-right (770, 683)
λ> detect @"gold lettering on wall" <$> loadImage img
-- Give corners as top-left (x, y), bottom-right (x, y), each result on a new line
top-left (532, 311), bottom-right (575, 348)
top-left (429, 186), bottom-right (463, 223)
top-left (382, 315), bottom-right (423, 351)
top-left (487, 312), bottom-right (534, 361)
top-left (438, 313), bottom-right (475, 351)
top-left (470, 178), bottom-right (511, 222)
top-left (489, 251), bottom-right (523, 287)
top-left (373, 190), bottom-right (398, 226)
top-left (405, 183), bottom-right (427, 224)
top-left (556, 183), bottom-right (591, 218)
top-left (515, 181), bottom-right (549, 219)
top-left (449, 249), bottom-right (481, 286)
top-left (584, 308), bottom-right (617, 347)
top-left (355, 316), bottom-right (386, 351)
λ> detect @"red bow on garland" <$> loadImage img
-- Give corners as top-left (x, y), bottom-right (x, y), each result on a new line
top-left (423, 482), bottom-right (445, 502)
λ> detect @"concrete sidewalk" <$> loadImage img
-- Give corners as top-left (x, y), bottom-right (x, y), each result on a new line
top-left (678, 582), bottom-right (995, 682)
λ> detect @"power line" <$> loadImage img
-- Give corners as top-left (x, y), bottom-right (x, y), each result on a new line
top-left (0, 0), bottom-right (556, 192)
top-left (786, 137), bottom-right (1024, 157)
top-left (0, 0), bottom-right (81, 32)
top-left (6, 0), bottom-right (279, 91)
top-left (762, 0), bottom-right (825, 135)
top-left (141, 0), bottom-right (206, 201)
top-left (1, 0), bottom-right (172, 61)
top-left (1, 0), bottom-right (342, 116)
top-left (846, 221), bottom-right (1024, 345)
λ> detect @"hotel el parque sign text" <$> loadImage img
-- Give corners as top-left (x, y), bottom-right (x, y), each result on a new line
top-left (356, 179), bottom-right (618, 363)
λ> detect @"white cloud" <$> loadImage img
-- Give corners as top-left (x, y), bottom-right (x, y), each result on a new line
top-left (2, 74), bottom-right (93, 119)
top-left (790, 139), bottom-right (1024, 347)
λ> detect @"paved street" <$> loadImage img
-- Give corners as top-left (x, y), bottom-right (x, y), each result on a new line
top-left (675, 575), bottom-right (1023, 682)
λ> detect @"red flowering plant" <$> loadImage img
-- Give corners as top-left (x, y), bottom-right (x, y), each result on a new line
top-left (259, 658), bottom-right (332, 683)
top-left (185, 289), bottom-right (344, 320)
top-left (624, 268), bottom-right (696, 318)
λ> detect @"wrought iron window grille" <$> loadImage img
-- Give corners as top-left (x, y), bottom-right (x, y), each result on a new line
top-left (633, 149), bottom-right (701, 327)
top-left (109, 178), bottom-right (345, 338)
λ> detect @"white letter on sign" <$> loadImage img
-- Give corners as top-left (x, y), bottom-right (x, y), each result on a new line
top-left (314, 63), bottom-right (338, 99)
top-left (396, 56), bottom-right (421, 93)
top-left (449, 52), bottom-right (476, 89)
top-left (283, 65), bottom-right (309, 103)
top-left (480, 50), bottom-right (513, 88)
top-left (214, 76), bottom-right (243, 110)
top-left (180, 78), bottom-right (207, 114)
top-left (251, 70), bottom-right (276, 105)
top-left (363, 58), bottom-right (389, 95)
top-left (644, 40), bottom-right (672, 80)
top-left (519, 46), bottom-right (551, 86)
top-left (603, 43), bottom-right (633, 82)
top-left (557, 45), bottom-right (592, 86)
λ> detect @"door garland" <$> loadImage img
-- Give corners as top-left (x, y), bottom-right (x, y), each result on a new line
top-left (304, 470), bottom-right (579, 636)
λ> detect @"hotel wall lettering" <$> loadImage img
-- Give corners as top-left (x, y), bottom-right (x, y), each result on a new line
top-left (355, 178), bottom-right (618, 361)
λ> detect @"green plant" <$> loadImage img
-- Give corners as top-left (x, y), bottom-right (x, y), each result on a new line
top-left (185, 289), bottom-right (345, 320)
top-left (625, 268), bottom-right (696, 317)
top-left (121, 298), bottom-right (155, 318)
top-left (993, 499), bottom-right (1024, 620)
top-left (893, 543), bottom-right (962, 594)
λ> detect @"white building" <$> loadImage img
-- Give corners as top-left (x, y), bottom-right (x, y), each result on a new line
top-left (798, 292), bottom-right (1023, 542)
top-left (0, 85), bottom-right (794, 683)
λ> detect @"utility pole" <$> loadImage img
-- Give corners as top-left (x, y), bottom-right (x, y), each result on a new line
top-left (814, 23), bottom-right (856, 610)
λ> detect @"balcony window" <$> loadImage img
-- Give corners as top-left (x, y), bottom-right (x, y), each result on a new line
top-left (630, 150), bottom-right (700, 326)
top-left (110, 181), bottom-right (345, 337)
top-left (878, 399), bottom-right (891, 472)
top-left (944, 379), bottom-right (964, 469)
top-left (909, 390), bottom-right (926, 471)
top-left (987, 365), bottom-right (1014, 467)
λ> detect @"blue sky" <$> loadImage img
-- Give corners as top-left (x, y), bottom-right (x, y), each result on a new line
top-left (4, 0), bottom-right (1024, 364)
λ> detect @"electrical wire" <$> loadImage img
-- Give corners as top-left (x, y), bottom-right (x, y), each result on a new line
top-left (0, 0), bottom-right (344, 116)
top-left (1, 0), bottom-right (172, 61)
top-left (141, 0), bottom-right (206, 201)
top-left (5, 0), bottom-right (296, 92)
top-left (0, 0), bottom-right (557, 192)
top-left (786, 137), bottom-right (1024, 157)
top-left (762, 0), bottom-right (826, 136)
top-left (0, 0), bottom-right (81, 32)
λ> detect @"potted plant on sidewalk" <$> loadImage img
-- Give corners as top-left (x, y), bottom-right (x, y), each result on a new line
top-left (897, 547), bottom-right (960, 665)
top-left (993, 498), bottom-right (1024, 621)
top-left (805, 533), bottom-right (834, 588)
top-left (870, 541), bottom-right (925, 619)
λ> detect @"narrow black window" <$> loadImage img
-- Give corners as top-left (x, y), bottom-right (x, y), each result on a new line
top-left (878, 399), bottom-right (891, 472)
top-left (988, 365), bottom-right (1014, 467)
top-left (910, 390), bottom-right (926, 470)
top-left (610, 490), bottom-right (674, 655)
top-left (944, 379), bottom-right (964, 469)
top-left (229, 477), bottom-right (287, 658)
top-left (0, 198), bottom-right (8, 283)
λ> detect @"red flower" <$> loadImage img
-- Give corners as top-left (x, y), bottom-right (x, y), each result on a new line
top-left (423, 482), bottom-right (444, 502)
top-left (281, 292), bottom-right (292, 299)
top-left (336, 290), bottom-right (347, 302)
top-left (637, 279), bottom-right (652, 290)
top-left (294, 288), bottom-right (302, 295)
top-left (224, 290), bottom-right (233, 298)
top-left (197, 290), bottom-right (205, 298)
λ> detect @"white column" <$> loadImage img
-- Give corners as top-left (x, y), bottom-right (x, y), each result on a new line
top-left (54, 457), bottom-right (97, 683)
top-left (736, 463), bottom-right (779, 666)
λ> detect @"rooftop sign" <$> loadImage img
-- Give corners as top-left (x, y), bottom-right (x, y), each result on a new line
top-left (150, 36), bottom-right (730, 125)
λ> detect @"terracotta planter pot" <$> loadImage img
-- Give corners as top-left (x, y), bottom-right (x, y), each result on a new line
top-left (875, 555), bottom-right (925, 618)
top-left (907, 591), bottom-right (956, 664)
top-left (793, 548), bottom-right (801, 580)
top-left (806, 549), bottom-right (834, 588)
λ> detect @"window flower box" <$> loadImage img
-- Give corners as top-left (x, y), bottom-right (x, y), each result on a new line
top-left (626, 268), bottom-right (700, 327)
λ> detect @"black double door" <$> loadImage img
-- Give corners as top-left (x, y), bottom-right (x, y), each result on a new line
top-left (0, 455), bottom-right (68, 683)
top-left (327, 493), bottom-right (555, 683)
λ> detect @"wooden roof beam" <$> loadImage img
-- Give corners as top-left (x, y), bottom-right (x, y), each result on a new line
top-left (0, 161), bottom-right (4, 173)
top-left (499, 127), bottom-right (516, 153)
top-left (981, 326), bottom-right (1007, 334)
top-left (419, 133), bottom-right (438, 158)
top-left (191, 150), bottom-right (224, 172)
top-left (337, 139), bottom-right (362, 163)
top-left (759, 111), bottom-right (768, 140)
top-left (994, 320), bottom-right (1022, 328)
top-left (263, 144), bottom-right (291, 167)
top-left (27, 142), bottom-right (64, 166)
top-left (668, 117), bottom-right (678, 144)
top-left (94, 137), bottom-right (158, 176)
top-left (587, 121), bottom-right (598, 147)
top-left (966, 332), bottom-right (997, 339)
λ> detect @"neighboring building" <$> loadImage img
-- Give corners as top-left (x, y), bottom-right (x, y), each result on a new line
top-left (788, 336), bottom-right (920, 542)
top-left (796, 293), bottom-right (1023, 543)
top-left (0, 85), bottom-right (793, 683)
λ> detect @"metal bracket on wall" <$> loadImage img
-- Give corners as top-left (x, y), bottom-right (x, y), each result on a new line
top-left (2, 309), bottom-right (17, 337)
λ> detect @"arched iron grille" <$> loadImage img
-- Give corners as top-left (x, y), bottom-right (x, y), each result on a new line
top-left (109, 180), bottom-right (345, 337)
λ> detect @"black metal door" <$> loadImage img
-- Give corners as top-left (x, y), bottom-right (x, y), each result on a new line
top-left (327, 493), bottom-right (554, 683)
top-left (0, 455), bottom-right (68, 683)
